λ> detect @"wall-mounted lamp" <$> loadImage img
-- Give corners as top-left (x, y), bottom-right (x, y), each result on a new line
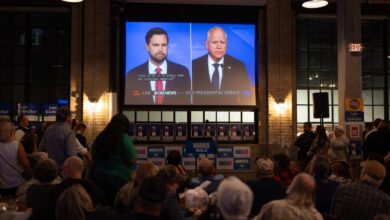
top-left (302, 0), bottom-right (328, 9)
top-left (61, 0), bottom-right (83, 3)
top-left (90, 98), bottom-right (98, 110)
top-left (274, 98), bottom-right (287, 114)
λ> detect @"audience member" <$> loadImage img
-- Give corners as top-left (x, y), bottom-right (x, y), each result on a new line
top-left (188, 156), bottom-right (224, 194)
top-left (328, 161), bottom-right (351, 184)
top-left (39, 107), bottom-right (78, 168)
top-left (158, 165), bottom-right (185, 220)
top-left (216, 176), bottom-right (253, 220)
top-left (312, 158), bottom-right (338, 214)
top-left (363, 120), bottom-right (390, 160)
top-left (127, 176), bottom-right (167, 220)
top-left (92, 113), bottom-right (137, 206)
top-left (247, 157), bottom-right (286, 215)
top-left (295, 122), bottom-right (316, 171)
top-left (166, 150), bottom-right (188, 194)
top-left (331, 160), bottom-right (390, 220)
top-left (254, 173), bottom-right (323, 220)
top-left (26, 158), bottom-right (59, 220)
top-left (273, 153), bottom-right (298, 186)
top-left (56, 185), bottom-right (118, 220)
top-left (364, 118), bottom-right (382, 141)
top-left (308, 125), bottom-right (330, 158)
top-left (0, 120), bottom-right (30, 196)
top-left (363, 122), bottom-right (374, 142)
top-left (114, 161), bottom-right (159, 214)
top-left (15, 114), bottom-right (35, 154)
top-left (75, 122), bottom-right (88, 147)
top-left (328, 126), bottom-right (350, 164)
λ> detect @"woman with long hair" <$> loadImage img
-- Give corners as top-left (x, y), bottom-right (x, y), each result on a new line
top-left (307, 125), bottom-right (330, 158)
top-left (0, 120), bottom-right (30, 196)
top-left (91, 113), bottom-right (137, 206)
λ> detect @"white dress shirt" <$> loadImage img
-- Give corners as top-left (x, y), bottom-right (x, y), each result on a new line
top-left (208, 55), bottom-right (224, 89)
top-left (148, 60), bottom-right (167, 103)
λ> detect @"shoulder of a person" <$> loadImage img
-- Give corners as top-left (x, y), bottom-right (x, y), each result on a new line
top-left (224, 54), bottom-right (244, 65)
top-left (126, 62), bottom-right (148, 76)
top-left (167, 60), bottom-right (188, 71)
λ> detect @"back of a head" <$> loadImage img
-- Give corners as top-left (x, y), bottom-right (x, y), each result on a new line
top-left (138, 176), bottom-right (167, 212)
top-left (273, 153), bottom-right (291, 170)
top-left (62, 156), bottom-right (84, 179)
top-left (374, 118), bottom-right (383, 128)
top-left (0, 120), bottom-right (14, 143)
top-left (287, 173), bottom-right (316, 208)
top-left (33, 158), bottom-right (58, 183)
top-left (56, 185), bottom-right (94, 220)
top-left (313, 159), bottom-right (330, 179)
top-left (108, 113), bottom-right (130, 132)
top-left (166, 150), bottom-right (182, 166)
top-left (198, 156), bottom-right (213, 176)
top-left (135, 161), bottom-right (159, 186)
top-left (256, 157), bottom-right (274, 177)
top-left (360, 160), bottom-right (386, 187)
top-left (216, 176), bottom-right (253, 220)
top-left (157, 165), bottom-right (178, 185)
top-left (56, 107), bottom-right (72, 123)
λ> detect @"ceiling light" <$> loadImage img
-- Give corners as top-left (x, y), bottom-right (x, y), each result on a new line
top-left (61, 0), bottom-right (83, 3)
top-left (302, 0), bottom-right (328, 9)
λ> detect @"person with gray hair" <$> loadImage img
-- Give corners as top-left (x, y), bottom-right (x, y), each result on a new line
top-left (216, 176), bottom-right (254, 220)
top-left (254, 173), bottom-right (323, 220)
top-left (192, 26), bottom-right (254, 105)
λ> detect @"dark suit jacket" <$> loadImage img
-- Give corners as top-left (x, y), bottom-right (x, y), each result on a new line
top-left (192, 54), bottom-right (255, 105)
top-left (125, 60), bottom-right (191, 105)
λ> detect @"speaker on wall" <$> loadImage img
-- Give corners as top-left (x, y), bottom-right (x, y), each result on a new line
top-left (313, 92), bottom-right (329, 118)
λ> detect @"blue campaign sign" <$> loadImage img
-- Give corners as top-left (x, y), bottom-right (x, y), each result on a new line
top-left (0, 104), bottom-right (11, 117)
top-left (147, 146), bottom-right (165, 158)
top-left (20, 103), bottom-right (39, 116)
top-left (43, 104), bottom-right (58, 116)
top-left (184, 139), bottom-right (216, 157)
top-left (217, 147), bottom-right (233, 158)
top-left (345, 111), bottom-right (364, 122)
top-left (234, 158), bottom-right (251, 170)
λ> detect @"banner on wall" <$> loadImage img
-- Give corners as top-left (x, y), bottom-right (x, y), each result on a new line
top-left (20, 103), bottom-right (40, 121)
top-left (43, 104), bottom-right (58, 121)
top-left (162, 124), bottom-right (175, 142)
top-left (135, 146), bottom-right (148, 159)
top-left (242, 124), bottom-right (255, 141)
top-left (175, 124), bottom-right (187, 141)
top-left (217, 124), bottom-right (229, 141)
top-left (217, 158), bottom-right (234, 170)
top-left (229, 124), bottom-right (242, 141)
top-left (0, 104), bottom-right (11, 119)
top-left (135, 124), bottom-right (148, 141)
top-left (233, 146), bottom-right (251, 158)
top-left (234, 158), bottom-right (251, 170)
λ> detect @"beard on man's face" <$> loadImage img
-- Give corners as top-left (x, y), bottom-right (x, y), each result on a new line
top-left (150, 53), bottom-right (167, 64)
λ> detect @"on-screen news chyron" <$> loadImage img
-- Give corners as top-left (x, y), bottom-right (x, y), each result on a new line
top-left (123, 22), bottom-right (257, 106)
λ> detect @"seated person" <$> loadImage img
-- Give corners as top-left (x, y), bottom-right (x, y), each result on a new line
top-left (188, 157), bottom-right (224, 194)
top-left (26, 159), bottom-right (59, 220)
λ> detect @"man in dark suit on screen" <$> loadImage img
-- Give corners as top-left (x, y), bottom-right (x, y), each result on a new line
top-left (125, 27), bottom-right (191, 105)
top-left (192, 26), bottom-right (255, 105)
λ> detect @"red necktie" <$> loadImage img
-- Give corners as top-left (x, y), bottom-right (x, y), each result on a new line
top-left (155, 67), bottom-right (164, 104)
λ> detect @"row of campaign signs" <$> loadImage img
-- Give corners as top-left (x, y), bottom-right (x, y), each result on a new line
top-left (135, 144), bottom-right (252, 170)
top-left (0, 103), bottom-right (64, 122)
top-left (130, 123), bottom-right (255, 142)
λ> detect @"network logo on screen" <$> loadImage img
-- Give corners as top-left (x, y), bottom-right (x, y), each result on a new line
top-left (124, 22), bottom-right (257, 106)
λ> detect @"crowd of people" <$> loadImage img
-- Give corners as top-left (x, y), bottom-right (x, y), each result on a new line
top-left (0, 108), bottom-right (390, 220)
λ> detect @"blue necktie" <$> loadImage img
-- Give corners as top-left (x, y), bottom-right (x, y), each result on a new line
top-left (212, 63), bottom-right (220, 90)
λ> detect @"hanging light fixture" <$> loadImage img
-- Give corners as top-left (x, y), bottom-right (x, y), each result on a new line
top-left (302, 0), bottom-right (328, 9)
top-left (61, 0), bottom-right (83, 3)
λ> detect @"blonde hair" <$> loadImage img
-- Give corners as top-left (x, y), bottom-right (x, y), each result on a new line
top-left (134, 161), bottom-right (159, 187)
top-left (56, 185), bottom-right (94, 220)
top-left (287, 173), bottom-right (316, 208)
top-left (0, 120), bottom-right (15, 142)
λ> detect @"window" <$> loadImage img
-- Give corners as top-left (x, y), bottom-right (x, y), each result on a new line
top-left (0, 10), bottom-right (70, 109)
